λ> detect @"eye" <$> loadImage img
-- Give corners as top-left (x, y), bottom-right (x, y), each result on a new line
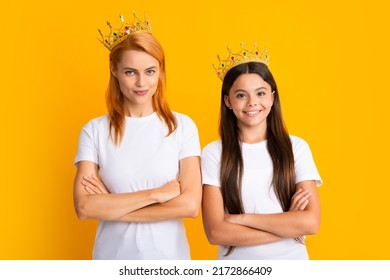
top-left (236, 93), bottom-right (246, 99)
top-left (125, 70), bottom-right (135, 76)
top-left (257, 91), bottom-right (266, 96)
top-left (146, 69), bottom-right (156, 75)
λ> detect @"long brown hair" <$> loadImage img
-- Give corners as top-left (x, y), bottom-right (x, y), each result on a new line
top-left (219, 62), bottom-right (299, 255)
top-left (106, 32), bottom-right (177, 145)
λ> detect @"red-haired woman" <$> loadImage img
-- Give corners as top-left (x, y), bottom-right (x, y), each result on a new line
top-left (73, 30), bottom-right (201, 259)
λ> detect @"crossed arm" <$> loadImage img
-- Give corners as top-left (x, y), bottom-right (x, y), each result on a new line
top-left (202, 181), bottom-right (320, 247)
top-left (73, 156), bottom-right (202, 222)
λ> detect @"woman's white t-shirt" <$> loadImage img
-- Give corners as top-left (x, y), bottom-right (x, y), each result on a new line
top-left (201, 136), bottom-right (322, 260)
top-left (75, 112), bottom-right (200, 259)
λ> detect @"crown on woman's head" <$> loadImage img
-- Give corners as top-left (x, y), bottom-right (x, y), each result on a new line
top-left (214, 42), bottom-right (269, 80)
top-left (98, 11), bottom-right (152, 51)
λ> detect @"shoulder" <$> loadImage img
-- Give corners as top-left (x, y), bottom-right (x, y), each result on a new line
top-left (172, 111), bottom-right (199, 135)
top-left (83, 115), bottom-right (109, 128)
top-left (290, 135), bottom-right (310, 148)
top-left (289, 135), bottom-right (313, 156)
top-left (80, 115), bottom-right (109, 134)
top-left (172, 111), bottom-right (197, 126)
top-left (201, 140), bottom-right (222, 171)
top-left (202, 140), bottom-right (222, 156)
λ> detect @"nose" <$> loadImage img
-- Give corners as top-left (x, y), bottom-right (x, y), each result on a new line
top-left (135, 74), bottom-right (145, 87)
top-left (247, 96), bottom-right (258, 107)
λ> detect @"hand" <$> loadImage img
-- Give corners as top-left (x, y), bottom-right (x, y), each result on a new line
top-left (82, 174), bottom-right (110, 195)
top-left (289, 188), bottom-right (311, 211)
top-left (224, 213), bottom-right (241, 225)
top-left (153, 179), bottom-right (181, 203)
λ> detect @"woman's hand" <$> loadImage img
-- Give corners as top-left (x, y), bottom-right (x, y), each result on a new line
top-left (152, 179), bottom-right (181, 203)
top-left (74, 161), bottom-right (186, 221)
top-left (82, 175), bottom-right (179, 203)
top-left (82, 174), bottom-right (110, 195)
top-left (289, 188), bottom-right (312, 211)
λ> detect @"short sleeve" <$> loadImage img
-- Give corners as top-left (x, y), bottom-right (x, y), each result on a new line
top-left (178, 114), bottom-right (201, 160)
top-left (292, 136), bottom-right (322, 187)
top-left (201, 141), bottom-right (222, 187)
top-left (74, 121), bottom-right (99, 167)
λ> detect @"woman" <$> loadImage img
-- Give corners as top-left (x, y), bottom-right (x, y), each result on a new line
top-left (73, 14), bottom-right (201, 259)
top-left (201, 45), bottom-right (322, 259)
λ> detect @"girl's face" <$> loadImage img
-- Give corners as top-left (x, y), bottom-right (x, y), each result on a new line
top-left (224, 73), bottom-right (274, 130)
top-left (112, 50), bottom-right (160, 116)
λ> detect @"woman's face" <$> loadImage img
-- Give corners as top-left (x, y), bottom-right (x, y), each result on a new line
top-left (224, 73), bottom-right (274, 130)
top-left (112, 50), bottom-right (160, 116)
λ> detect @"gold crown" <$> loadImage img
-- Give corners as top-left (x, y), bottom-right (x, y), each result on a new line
top-left (214, 42), bottom-right (269, 80)
top-left (98, 11), bottom-right (152, 51)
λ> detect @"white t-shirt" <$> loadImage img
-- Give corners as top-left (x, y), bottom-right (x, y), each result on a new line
top-left (201, 135), bottom-right (322, 260)
top-left (74, 112), bottom-right (200, 259)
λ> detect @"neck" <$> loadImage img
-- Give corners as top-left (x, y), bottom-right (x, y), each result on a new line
top-left (239, 123), bottom-right (267, 144)
top-left (124, 103), bottom-right (154, 118)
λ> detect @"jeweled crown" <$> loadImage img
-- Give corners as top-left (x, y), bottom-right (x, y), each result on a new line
top-left (98, 11), bottom-right (152, 51)
top-left (214, 42), bottom-right (269, 80)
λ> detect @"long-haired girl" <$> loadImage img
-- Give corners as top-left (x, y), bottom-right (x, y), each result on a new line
top-left (202, 45), bottom-right (322, 259)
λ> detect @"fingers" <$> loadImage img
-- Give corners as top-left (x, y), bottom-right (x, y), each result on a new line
top-left (168, 179), bottom-right (180, 187)
top-left (84, 185), bottom-right (96, 195)
top-left (224, 214), bottom-right (241, 225)
top-left (166, 179), bottom-right (180, 192)
top-left (291, 188), bottom-right (305, 201)
top-left (224, 214), bottom-right (232, 223)
top-left (90, 174), bottom-right (110, 194)
top-left (156, 180), bottom-right (181, 203)
top-left (290, 188), bottom-right (312, 211)
top-left (81, 177), bottom-right (101, 194)
top-left (298, 199), bottom-right (309, 211)
top-left (81, 174), bottom-right (109, 195)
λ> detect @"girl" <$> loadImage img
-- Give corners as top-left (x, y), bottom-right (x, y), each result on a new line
top-left (202, 52), bottom-right (322, 259)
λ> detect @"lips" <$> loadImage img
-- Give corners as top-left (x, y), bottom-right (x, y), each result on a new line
top-left (244, 110), bottom-right (261, 116)
top-left (134, 89), bottom-right (148, 96)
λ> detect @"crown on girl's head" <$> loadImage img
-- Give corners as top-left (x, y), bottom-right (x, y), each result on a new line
top-left (214, 42), bottom-right (269, 80)
top-left (98, 11), bottom-right (152, 51)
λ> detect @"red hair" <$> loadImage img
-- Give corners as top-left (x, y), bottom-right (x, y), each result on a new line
top-left (106, 32), bottom-right (177, 145)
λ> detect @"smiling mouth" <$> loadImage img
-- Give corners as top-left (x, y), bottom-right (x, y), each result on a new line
top-left (134, 90), bottom-right (148, 96)
top-left (244, 110), bottom-right (261, 116)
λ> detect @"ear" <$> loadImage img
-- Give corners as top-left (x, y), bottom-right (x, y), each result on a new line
top-left (110, 61), bottom-right (117, 78)
top-left (224, 95), bottom-right (231, 110)
top-left (271, 90), bottom-right (275, 105)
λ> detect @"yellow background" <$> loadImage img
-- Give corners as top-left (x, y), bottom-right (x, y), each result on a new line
top-left (1, 0), bottom-right (389, 259)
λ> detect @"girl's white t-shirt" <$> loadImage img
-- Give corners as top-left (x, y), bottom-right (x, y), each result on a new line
top-left (201, 136), bottom-right (322, 260)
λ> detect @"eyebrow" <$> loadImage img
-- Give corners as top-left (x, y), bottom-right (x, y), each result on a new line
top-left (121, 66), bottom-right (158, 71)
top-left (234, 86), bottom-right (268, 93)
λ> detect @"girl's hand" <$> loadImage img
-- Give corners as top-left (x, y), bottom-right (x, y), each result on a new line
top-left (289, 188), bottom-right (311, 211)
top-left (82, 174), bottom-right (110, 195)
top-left (224, 213), bottom-right (241, 225)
